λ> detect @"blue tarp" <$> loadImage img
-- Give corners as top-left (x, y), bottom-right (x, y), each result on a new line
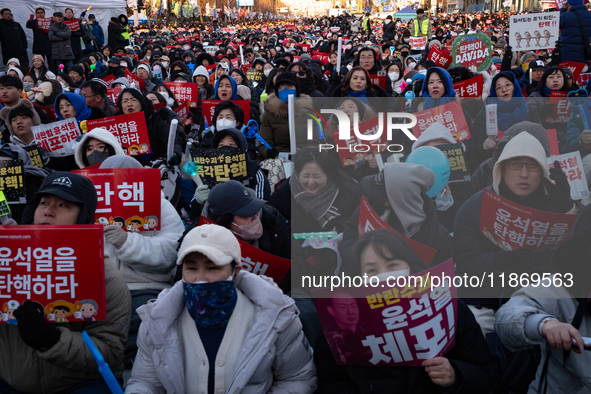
top-left (393, 6), bottom-right (417, 20)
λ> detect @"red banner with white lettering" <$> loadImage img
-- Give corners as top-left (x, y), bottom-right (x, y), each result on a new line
top-left (331, 114), bottom-right (388, 167)
top-left (452, 74), bottom-right (483, 98)
top-left (165, 82), bottom-right (200, 107)
top-left (413, 101), bottom-right (471, 141)
top-left (311, 51), bottom-right (330, 65)
top-left (0, 225), bottom-right (106, 323)
top-left (64, 18), bottom-right (80, 31)
top-left (173, 102), bottom-right (193, 126)
top-left (107, 88), bottom-right (122, 104)
top-left (73, 168), bottom-right (162, 232)
top-left (409, 36), bottom-right (428, 49)
top-left (37, 17), bottom-right (52, 33)
top-left (369, 73), bottom-right (387, 90)
top-left (85, 112), bottom-right (151, 155)
top-left (201, 100), bottom-right (251, 127)
top-left (559, 61), bottom-right (586, 81)
top-left (124, 69), bottom-right (146, 91)
top-left (427, 47), bottom-right (453, 69)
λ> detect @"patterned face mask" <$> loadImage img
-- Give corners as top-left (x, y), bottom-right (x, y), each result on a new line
top-left (183, 277), bottom-right (237, 328)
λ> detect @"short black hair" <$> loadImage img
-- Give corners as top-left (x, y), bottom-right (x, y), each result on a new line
top-left (131, 219), bottom-right (141, 224)
top-left (0, 75), bottom-right (23, 91)
top-left (0, 8), bottom-right (10, 15)
top-left (113, 216), bottom-right (125, 225)
top-left (8, 105), bottom-right (34, 125)
top-left (54, 305), bottom-right (70, 313)
top-left (80, 80), bottom-right (107, 98)
top-left (212, 101), bottom-right (244, 128)
top-left (57, 72), bottom-right (73, 86)
top-left (65, 7), bottom-right (73, 13)
top-left (243, 48), bottom-right (254, 56)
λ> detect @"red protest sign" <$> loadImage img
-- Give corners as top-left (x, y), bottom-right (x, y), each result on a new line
top-left (101, 73), bottom-right (117, 87)
top-left (64, 18), bottom-right (80, 31)
top-left (240, 64), bottom-right (252, 73)
top-left (0, 225), bottom-right (106, 323)
top-left (547, 129), bottom-right (559, 156)
top-left (540, 96), bottom-right (572, 124)
top-left (231, 58), bottom-right (239, 68)
top-left (301, 44), bottom-right (311, 53)
top-left (312, 51), bottom-right (330, 65)
top-left (311, 259), bottom-right (457, 366)
top-left (409, 36), bottom-right (428, 49)
top-left (559, 61), bottom-right (586, 81)
top-left (261, 26), bottom-right (268, 32)
top-left (73, 168), bottom-right (162, 232)
top-left (358, 196), bottom-right (437, 265)
top-left (173, 102), bottom-right (193, 126)
top-left (124, 68), bottom-right (146, 91)
top-left (107, 88), bottom-right (122, 104)
top-left (85, 112), bottom-right (151, 155)
top-left (199, 216), bottom-right (291, 285)
top-left (577, 73), bottom-right (591, 87)
top-left (369, 73), bottom-right (387, 90)
top-left (414, 101), bottom-right (471, 141)
top-left (31, 119), bottom-right (81, 157)
top-left (37, 17), bottom-right (52, 33)
top-left (165, 82), bottom-right (200, 107)
top-left (480, 189), bottom-right (577, 251)
top-left (452, 74), bottom-right (483, 98)
top-left (331, 114), bottom-right (388, 167)
top-left (32, 102), bottom-right (57, 121)
top-left (201, 100), bottom-right (251, 126)
top-left (427, 47), bottom-right (452, 69)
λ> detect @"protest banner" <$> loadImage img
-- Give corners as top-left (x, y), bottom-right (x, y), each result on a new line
top-left (480, 189), bottom-right (577, 251)
top-left (173, 102), bottom-right (193, 126)
top-left (85, 112), bottom-right (151, 155)
top-left (0, 225), bottom-right (106, 324)
top-left (331, 114), bottom-right (388, 167)
top-left (101, 73), bottom-right (116, 87)
top-left (559, 61), bottom-right (586, 81)
top-left (73, 168), bottom-right (161, 231)
top-left (409, 36), bottom-right (428, 50)
top-left (301, 44), bottom-right (311, 53)
top-left (246, 69), bottom-right (264, 85)
top-left (311, 259), bottom-right (457, 366)
top-left (190, 147), bottom-right (248, 188)
top-left (451, 32), bottom-right (492, 71)
top-left (509, 12), bottom-right (560, 51)
top-left (124, 69), bottom-right (146, 91)
top-left (577, 73), bottom-right (591, 88)
top-left (311, 51), bottom-right (330, 65)
top-left (23, 146), bottom-right (44, 168)
top-left (539, 94), bottom-right (572, 124)
top-left (36, 17), bottom-right (52, 33)
top-left (164, 81), bottom-right (199, 107)
top-left (199, 216), bottom-right (292, 285)
top-left (0, 160), bottom-right (25, 204)
top-left (201, 100), bottom-right (251, 126)
top-left (331, 26), bottom-right (340, 32)
top-left (31, 118), bottom-right (80, 157)
top-left (435, 143), bottom-right (470, 183)
top-left (413, 101), bottom-right (471, 142)
top-left (547, 129), bottom-right (559, 156)
top-left (358, 196), bottom-right (437, 265)
top-left (220, 27), bottom-right (236, 33)
top-left (64, 18), bottom-right (80, 31)
top-left (369, 73), bottom-right (387, 90)
top-left (231, 58), bottom-right (239, 68)
top-left (452, 74), bottom-right (483, 98)
top-left (34, 104), bottom-right (57, 122)
top-left (548, 151), bottom-right (590, 200)
top-left (261, 26), bottom-right (268, 32)
top-left (427, 47), bottom-right (453, 69)
top-left (107, 88), bottom-right (122, 105)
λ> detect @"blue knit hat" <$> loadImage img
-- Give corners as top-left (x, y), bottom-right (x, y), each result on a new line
top-left (568, 0), bottom-right (582, 5)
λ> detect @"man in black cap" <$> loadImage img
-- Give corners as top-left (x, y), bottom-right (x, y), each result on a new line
top-left (0, 172), bottom-right (131, 394)
top-left (100, 56), bottom-right (125, 79)
top-left (525, 59), bottom-right (547, 94)
top-left (48, 11), bottom-right (74, 71)
top-left (26, 7), bottom-right (53, 70)
top-left (68, 64), bottom-right (86, 88)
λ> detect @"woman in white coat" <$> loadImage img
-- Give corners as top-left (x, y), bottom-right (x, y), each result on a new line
top-left (125, 224), bottom-right (317, 394)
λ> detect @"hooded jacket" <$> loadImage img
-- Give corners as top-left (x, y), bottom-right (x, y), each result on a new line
top-left (55, 92), bottom-right (106, 124)
top-left (124, 271), bottom-right (317, 394)
top-left (419, 67), bottom-right (456, 110)
top-left (108, 17), bottom-right (124, 50)
top-left (195, 52), bottom-right (216, 67)
top-left (74, 128), bottom-right (125, 168)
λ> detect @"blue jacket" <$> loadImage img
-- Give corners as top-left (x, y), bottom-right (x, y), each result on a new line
top-left (559, 5), bottom-right (591, 64)
top-left (561, 104), bottom-right (591, 157)
top-left (90, 21), bottom-right (105, 46)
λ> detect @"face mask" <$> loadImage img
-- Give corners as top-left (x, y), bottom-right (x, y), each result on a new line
top-left (59, 82), bottom-right (67, 90)
top-left (159, 91), bottom-right (170, 100)
top-left (388, 72), bottom-right (399, 81)
top-left (374, 269), bottom-right (411, 282)
top-left (232, 215), bottom-right (263, 241)
top-left (276, 46), bottom-right (282, 51)
top-left (145, 55), bottom-right (150, 60)
top-left (23, 82), bottom-right (34, 91)
top-left (408, 62), bottom-right (417, 69)
top-left (404, 38), bottom-right (410, 43)
top-left (254, 46), bottom-right (260, 51)
top-left (183, 278), bottom-right (237, 328)
top-left (87, 150), bottom-right (111, 166)
top-left (401, 52), bottom-right (409, 57)
top-left (183, 45), bottom-right (190, 50)
top-left (346, 64), bottom-right (353, 71)
top-left (264, 69), bottom-right (271, 77)
top-left (435, 189), bottom-right (454, 211)
top-left (34, 93), bottom-right (44, 102)
top-left (346, 44), bottom-right (352, 49)
top-left (120, 62), bottom-right (128, 68)
top-left (216, 118), bottom-right (237, 131)
top-left (278, 88), bottom-right (296, 103)
top-left (162, 61), bottom-right (168, 68)
top-left (81, 21), bottom-right (87, 25)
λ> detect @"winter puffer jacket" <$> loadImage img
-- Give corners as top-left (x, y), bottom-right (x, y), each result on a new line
top-left (48, 21), bottom-right (74, 60)
top-left (125, 271), bottom-right (317, 394)
top-left (559, 5), bottom-right (591, 64)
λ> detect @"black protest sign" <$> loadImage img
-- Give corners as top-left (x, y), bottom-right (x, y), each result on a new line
top-left (0, 160), bottom-right (26, 204)
top-left (436, 143), bottom-right (470, 183)
top-left (190, 147), bottom-right (248, 188)
top-left (23, 146), bottom-right (44, 168)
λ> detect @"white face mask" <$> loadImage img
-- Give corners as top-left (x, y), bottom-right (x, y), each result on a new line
top-left (34, 92), bottom-right (44, 102)
top-left (408, 62), bottom-right (417, 69)
top-left (346, 44), bottom-right (352, 49)
top-left (374, 269), bottom-right (411, 282)
top-left (216, 118), bottom-right (237, 131)
top-left (159, 91), bottom-right (170, 100)
top-left (404, 38), bottom-right (410, 43)
top-left (183, 45), bottom-right (190, 50)
top-left (121, 62), bottom-right (128, 67)
top-left (388, 72), bottom-right (399, 81)
top-left (346, 64), bottom-right (353, 71)
top-left (145, 55), bottom-right (150, 60)
top-left (162, 61), bottom-right (168, 68)
top-left (23, 82), bottom-right (34, 91)
top-left (254, 46), bottom-right (260, 51)
top-left (276, 46), bottom-right (282, 51)
top-left (435, 189), bottom-right (454, 211)
top-left (264, 69), bottom-right (271, 77)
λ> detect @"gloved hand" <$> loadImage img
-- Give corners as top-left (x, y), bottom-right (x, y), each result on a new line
top-left (193, 184), bottom-right (210, 205)
top-left (553, 40), bottom-right (562, 57)
top-left (329, 70), bottom-right (342, 85)
top-left (168, 152), bottom-right (181, 166)
top-left (504, 44), bottom-right (513, 57)
top-left (14, 301), bottom-right (61, 351)
top-left (267, 148), bottom-right (280, 159)
top-left (104, 224), bottom-right (128, 249)
top-left (579, 129), bottom-right (591, 148)
top-left (493, 249), bottom-right (532, 273)
top-left (81, 10), bottom-right (87, 17)
top-left (541, 160), bottom-right (574, 213)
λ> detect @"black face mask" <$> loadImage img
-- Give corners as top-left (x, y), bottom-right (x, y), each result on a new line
top-left (86, 150), bottom-right (111, 166)
top-left (108, 66), bottom-right (120, 74)
top-left (401, 52), bottom-right (409, 57)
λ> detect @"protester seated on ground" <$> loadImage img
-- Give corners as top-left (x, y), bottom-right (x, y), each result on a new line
top-left (339, 161), bottom-right (455, 271)
top-left (81, 80), bottom-right (117, 117)
top-left (135, 63), bottom-right (156, 92)
top-left (110, 77), bottom-right (130, 89)
top-left (385, 62), bottom-right (405, 96)
top-left (0, 100), bottom-right (45, 154)
top-left (74, 128), bottom-right (125, 168)
top-left (98, 155), bottom-right (185, 368)
top-left (55, 92), bottom-right (107, 124)
top-left (7, 67), bottom-right (24, 80)
top-left (0, 76), bottom-right (51, 131)
top-left (124, 224), bottom-right (317, 394)
top-left (56, 72), bottom-right (74, 92)
top-left (315, 228), bottom-right (497, 394)
top-left (286, 62), bottom-right (324, 97)
top-left (193, 65), bottom-right (214, 101)
top-left (331, 66), bottom-right (388, 99)
top-left (0, 172), bottom-right (131, 394)
top-left (495, 204), bottom-right (591, 394)
top-left (230, 68), bottom-right (261, 104)
top-left (115, 88), bottom-right (185, 165)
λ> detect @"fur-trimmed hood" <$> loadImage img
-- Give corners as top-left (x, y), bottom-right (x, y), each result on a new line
top-left (0, 99), bottom-right (42, 135)
top-left (263, 93), bottom-right (312, 119)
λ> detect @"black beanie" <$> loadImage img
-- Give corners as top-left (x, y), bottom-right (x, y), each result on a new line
top-left (70, 64), bottom-right (85, 77)
top-left (274, 72), bottom-right (301, 96)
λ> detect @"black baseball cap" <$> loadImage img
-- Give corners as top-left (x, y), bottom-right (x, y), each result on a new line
top-left (208, 180), bottom-right (265, 217)
top-left (53, 11), bottom-right (63, 17)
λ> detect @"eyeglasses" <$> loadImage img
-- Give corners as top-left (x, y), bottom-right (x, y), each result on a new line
top-left (121, 98), bottom-right (139, 105)
top-left (506, 160), bottom-right (542, 172)
top-left (83, 94), bottom-right (99, 99)
top-left (291, 70), bottom-right (306, 76)
top-left (495, 83), bottom-right (513, 92)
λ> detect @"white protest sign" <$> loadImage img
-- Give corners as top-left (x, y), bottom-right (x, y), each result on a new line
top-left (509, 12), bottom-right (559, 51)
top-left (409, 36), bottom-right (428, 50)
top-left (548, 151), bottom-right (590, 201)
top-left (31, 119), bottom-right (81, 157)
top-left (204, 46), bottom-right (219, 54)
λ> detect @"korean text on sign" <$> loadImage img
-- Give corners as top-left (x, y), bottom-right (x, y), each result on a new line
top-left (548, 151), bottom-right (589, 200)
top-left (414, 101), bottom-right (471, 142)
top-left (191, 148), bottom-right (248, 188)
top-left (480, 189), bottom-right (577, 251)
top-left (23, 146), bottom-right (44, 168)
top-left (0, 225), bottom-right (106, 324)
top-left (85, 112), bottom-right (151, 155)
top-left (31, 119), bottom-right (80, 157)
top-left (0, 160), bottom-right (26, 204)
top-left (452, 74), bottom-right (483, 98)
top-left (165, 82), bottom-right (199, 108)
top-left (436, 143), bottom-right (471, 183)
top-left (312, 259), bottom-right (457, 367)
top-left (73, 168), bottom-right (162, 232)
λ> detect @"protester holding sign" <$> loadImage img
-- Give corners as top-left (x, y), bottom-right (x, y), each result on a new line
top-left (315, 229), bottom-right (496, 394)
top-left (0, 172), bottom-right (131, 393)
top-left (125, 224), bottom-right (316, 393)
top-left (350, 47), bottom-right (393, 96)
top-left (26, 8), bottom-right (53, 71)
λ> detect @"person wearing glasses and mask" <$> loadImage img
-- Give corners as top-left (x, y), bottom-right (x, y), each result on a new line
top-left (26, 7), bottom-right (53, 70)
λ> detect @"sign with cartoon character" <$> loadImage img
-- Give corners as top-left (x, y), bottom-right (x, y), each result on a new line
top-left (509, 12), bottom-right (559, 52)
top-left (450, 32), bottom-right (492, 72)
top-left (0, 225), bottom-right (106, 324)
top-left (85, 112), bottom-right (151, 157)
top-left (73, 168), bottom-right (162, 232)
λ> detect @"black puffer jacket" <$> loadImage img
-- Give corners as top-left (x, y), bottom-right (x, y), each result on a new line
top-left (382, 19), bottom-right (396, 41)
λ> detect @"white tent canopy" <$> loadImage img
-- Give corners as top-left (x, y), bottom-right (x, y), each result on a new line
top-left (0, 0), bottom-right (126, 69)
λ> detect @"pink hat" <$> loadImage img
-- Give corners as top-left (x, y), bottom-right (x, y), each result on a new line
top-left (32, 54), bottom-right (45, 64)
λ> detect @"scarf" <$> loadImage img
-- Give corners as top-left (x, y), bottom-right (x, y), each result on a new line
top-left (494, 98), bottom-right (529, 132)
top-left (348, 88), bottom-right (369, 104)
top-left (291, 177), bottom-right (340, 229)
top-left (498, 179), bottom-right (548, 211)
top-left (183, 280), bottom-right (237, 329)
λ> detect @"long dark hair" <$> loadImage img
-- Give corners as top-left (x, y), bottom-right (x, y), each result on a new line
top-left (30, 63), bottom-right (51, 83)
top-left (293, 147), bottom-right (357, 192)
top-left (265, 69), bottom-right (282, 94)
top-left (115, 88), bottom-right (154, 119)
top-left (229, 68), bottom-right (250, 86)
top-left (341, 66), bottom-right (378, 95)
top-left (536, 66), bottom-right (570, 96)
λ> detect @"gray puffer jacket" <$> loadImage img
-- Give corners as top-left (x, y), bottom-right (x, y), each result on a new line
top-left (125, 271), bottom-right (317, 393)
